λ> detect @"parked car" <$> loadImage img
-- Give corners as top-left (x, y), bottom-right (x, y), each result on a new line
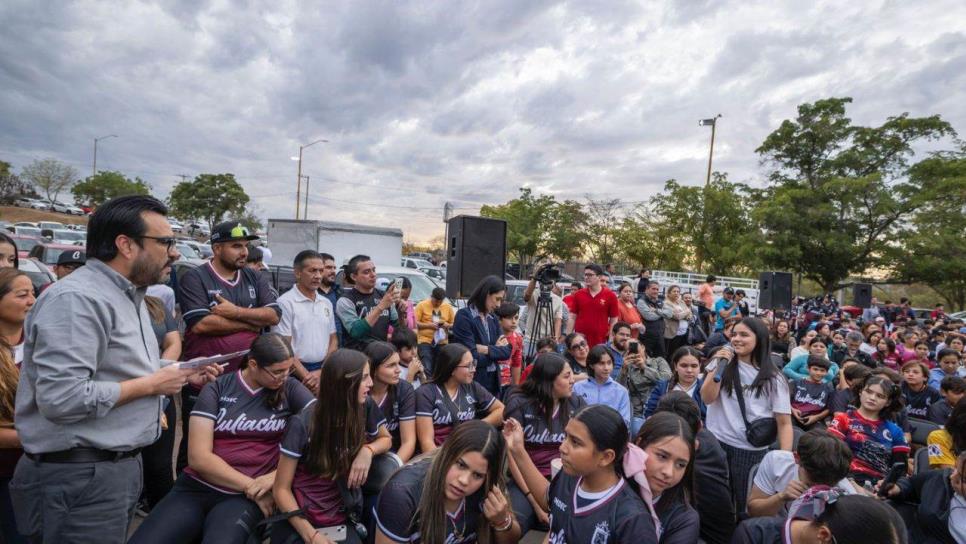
top-left (50, 201), bottom-right (85, 215)
top-left (18, 257), bottom-right (56, 294)
top-left (169, 220), bottom-right (184, 233)
top-left (8, 234), bottom-right (42, 259)
top-left (176, 242), bottom-right (202, 261)
top-left (13, 222), bottom-right (38, 228)
top-left (8, 226), bottom-right (42, 239)
top-left (27, 242), bottom-right (87, 271)
top-left (420, 266), bottom-right (446, 281)
top-left (50, 229), bottom-right (86, 244)
top-left (38, 221), bottom-right (65, 231)
top-left (401, 257), bottom-right (436, 270)
top-left (14, 197), bottom-right (50, 210)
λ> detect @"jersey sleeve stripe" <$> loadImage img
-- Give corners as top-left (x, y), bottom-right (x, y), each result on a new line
top-left (398, 415), bottom-right (416, 421)
top-left (279, 446), bottom-right (302, 459)
top-left (482, 396), bottom-right (496, 411)
top-left (415, 411), bottom-right (434, 417)
top-left (368, 418), bottom-right (388, 436)
top-left (373, 510), bottom-right (411, 543)
top-left (183, 308), bottom-right (211, 319)
top-left (190, 410), bottom-right (218, 420)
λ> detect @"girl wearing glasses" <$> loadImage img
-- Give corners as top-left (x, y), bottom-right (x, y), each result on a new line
top-left (415, 343), bottom-right (505, 452)
top-left (131, 333), bottom-right (317, 544)
top-left (503, 352), bottom-right (586, 534)
top-left (827, 373), bottom-right (910, 486)
top-left (273, 348), bottom-right (392, 544)
top-left (563, 332), bottom-right (590, 381)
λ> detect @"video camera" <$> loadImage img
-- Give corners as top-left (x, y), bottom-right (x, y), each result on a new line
top-left (534, 262), bottom-right (561, 288)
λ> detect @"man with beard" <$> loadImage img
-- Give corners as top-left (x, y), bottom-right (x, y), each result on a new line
top-left (336, 254), bottom-right (401, 351)
top-left (316, 251), bottom-right (344, 344)
top-left (175, 221), bottom-right (280, 470)
top-left (273, 250), bottom-right (338, 394)
top-left (11, 196), bottom-right (207, 543)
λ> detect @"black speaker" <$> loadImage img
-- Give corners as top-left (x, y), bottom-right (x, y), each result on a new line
top-left (445, 216), bottom-right (507, 298)
top-left (853, 283), bottom-right (872, 309)
top-left (758, 271), bottom-right (793, 310)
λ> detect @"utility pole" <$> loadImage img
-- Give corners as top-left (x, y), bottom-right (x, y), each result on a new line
top-left (302, 175), bottom-right (310, 220)
top-left (293, 139), bottom-right (327, 219)
top-left (92, 134), bottom-right (118, 178)
top-left (177, 174), bottom-right (190, 183)
top-left (698, 115), bottom-right (722, 187)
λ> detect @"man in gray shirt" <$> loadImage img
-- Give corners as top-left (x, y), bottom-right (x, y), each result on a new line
top-left (10, 195), bottom-right (207, 543)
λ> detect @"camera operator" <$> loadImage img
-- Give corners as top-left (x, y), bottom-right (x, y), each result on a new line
top-left (637, 280), bottom-right (673, 359)
top-left (523, 264), bottom-right (563, 359)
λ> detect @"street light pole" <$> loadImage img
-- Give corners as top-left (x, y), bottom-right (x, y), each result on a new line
top-left (92, 134), bottom-right (118, 178)
top-left (303, 176), bottom-right (310, 220)
top-left (294, 139), bottom-right (327, 219)
top-left (698, 115), bottom-right (722, 187)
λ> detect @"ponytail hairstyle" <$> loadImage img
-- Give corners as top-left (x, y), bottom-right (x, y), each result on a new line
top-left (304, 348), bottom-right (369, 478)
top-left (365, 340), bottom-right (398, 411)
top-left (808, 494), bottom-right (906, 544)
top-left (417, 421), bottom-right (506, 544)
top-left (0, 268), bottom-right (28, 424)
top-left (668, 346), bottom-right (703, 390)
top-left (851, 374), bottom-right (904, 421)
top-left (246, 333), bottom-right (295, 409)
top-left (634, 412), bottom-right (695, 511)
top-left (430, 343), bottom-right (470, 385)
top-left (571, 404), bottom-right (629, 477)
top-left (720, 317), bottom-right (782, 399)
top-left (514, 352), bottom-right (570, 430)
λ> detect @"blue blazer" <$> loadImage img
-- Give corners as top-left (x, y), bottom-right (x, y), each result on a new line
top-left (452, 306), bottom-right (512, 374)
top-left (644, 377), bottom-right (707, 420)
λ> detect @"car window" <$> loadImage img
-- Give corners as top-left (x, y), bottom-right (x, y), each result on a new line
top-left (14, 238), bottom-right (39, 252)
top-left (376, 272), bottom-right (435, 302)
top-left (42, 248), bottom-right (66, 265)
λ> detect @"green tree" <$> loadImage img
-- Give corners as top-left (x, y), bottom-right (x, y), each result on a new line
top-left (480, 187), bottom-right (556, 271)
top-left (644, 174), bottom-right (760, 275)
top-left (612, 213), bottom-right (687, 272)
top-left (582, 197), bottom-right (624, 264)
top-left (0, 160), bottom-right (34, 202)
top-left (542, 199), bottom-right (588, 263)
top-left (890, 147), bottom-right (966, 310)
top-left (753, 97), bottom-right (954, 293)
top-left (71, 170), bottom-right (151, 208)
top-left (167, 173), bottom-right (250, 231)
top-left (21, 158), bottom-right (78, 204)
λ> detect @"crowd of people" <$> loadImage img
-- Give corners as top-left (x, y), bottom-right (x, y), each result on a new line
top-left (0, 196), bottom-right (964, 543)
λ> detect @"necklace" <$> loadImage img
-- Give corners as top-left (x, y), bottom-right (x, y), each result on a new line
top-left (447, 499), bottom-right (466, 541)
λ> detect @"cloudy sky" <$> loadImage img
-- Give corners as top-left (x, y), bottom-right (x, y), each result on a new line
top-left (2, 0), bottom-right (964, 242)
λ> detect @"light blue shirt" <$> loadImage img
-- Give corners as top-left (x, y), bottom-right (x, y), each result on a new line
top-left (782, 354), bottom-right (838, 384)
top-left (572, 377), bottom-right (631, 427)
top-left (929, 366), bottom-right (966, 391)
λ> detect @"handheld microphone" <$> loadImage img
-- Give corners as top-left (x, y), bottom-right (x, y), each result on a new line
top-left (711, 345), bottom-right (734, 383)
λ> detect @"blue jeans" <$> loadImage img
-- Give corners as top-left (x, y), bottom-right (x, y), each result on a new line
top-left (631, 416), bottom-right (645, 439)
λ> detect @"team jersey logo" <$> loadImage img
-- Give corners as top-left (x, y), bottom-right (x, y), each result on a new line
top-left (591, 521), bottom-right (611, 544)
top-left (248, 285), bottom-right (256, 299)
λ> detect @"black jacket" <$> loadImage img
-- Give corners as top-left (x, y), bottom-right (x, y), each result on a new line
top-left (657, 498), bottom-right (700, 544)
top-left (892, 468), bottom-right (959, 544)
top-left (695, 429), bottom-right (736, 544)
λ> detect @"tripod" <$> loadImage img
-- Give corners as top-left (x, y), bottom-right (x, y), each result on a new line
top-left (525, 285), bottom-right (556, 363)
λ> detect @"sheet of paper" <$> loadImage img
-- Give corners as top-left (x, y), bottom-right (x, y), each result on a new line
top-left (162, 350), bottom-right (250, 370)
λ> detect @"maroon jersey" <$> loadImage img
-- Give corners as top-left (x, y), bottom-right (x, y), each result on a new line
top-left (279, 398), bottom-right (386, 527)
top-left (185, 371), bottom-right (315, 493)
top-left (504, 392), bottom-right (585, 478)
top-left (415, 382), bottom-right (495, 446)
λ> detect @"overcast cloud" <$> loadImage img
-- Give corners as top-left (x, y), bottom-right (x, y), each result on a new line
top-left (1, 0), bottom-right (964, 241)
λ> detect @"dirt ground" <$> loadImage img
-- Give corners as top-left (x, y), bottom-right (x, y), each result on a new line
top-left (0, 205), bottom-right (89, 225)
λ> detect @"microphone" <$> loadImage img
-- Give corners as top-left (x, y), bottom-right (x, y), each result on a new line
top-left (711, 345), bottom-right (734, 383)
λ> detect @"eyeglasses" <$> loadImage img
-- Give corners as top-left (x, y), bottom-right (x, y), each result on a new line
top-left (583, 272), bottom-right (597, 278)
top-left (569, 341), bottom-right (588, 349)
top-left (455, 364), bottom-right (475, 371)
top-left (260, 366), bottom-right (292, 380)
top-left (137, 235), bottom-right (178, 251)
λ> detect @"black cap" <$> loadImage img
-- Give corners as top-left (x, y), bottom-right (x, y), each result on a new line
top-left (209, 221), bottom-right (259, 244)
top-left (723, 286), bottom-right (735, 294)
top-left (57, 249), bottom-right (86, 266)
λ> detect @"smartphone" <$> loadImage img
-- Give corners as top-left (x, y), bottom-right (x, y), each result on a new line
top-left (317, 525), bottom-right (347, 541)
top-left (628, 340), bottom-right (639, 353)
top-left (393, 277), bottom-right (404, 292)
top-left (877, 462), bottom-right (906, 497)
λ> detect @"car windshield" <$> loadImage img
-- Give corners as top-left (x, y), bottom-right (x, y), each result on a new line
top-left (375, 272), bottom-right (436, 302)
top-left (13, 238), bottom-right (39, 252)
top-left (413, 259), bottom-right (434, 268)
top-left (17, 227), bottom-right (41, 237)
top-left (52, 230), bottom-right (85, 242)
top-left (177, 244), bottom-right (200, 259)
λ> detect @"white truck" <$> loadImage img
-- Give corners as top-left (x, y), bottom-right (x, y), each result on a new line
top-left (266, 219), bottom-right (403, 268)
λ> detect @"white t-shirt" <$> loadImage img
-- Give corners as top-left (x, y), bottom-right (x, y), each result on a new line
top-left (753, 450), bottom-right (856, 514)
top-left (272, 286), bottom-right (337, 363)
top-left (706, 361), bottom-right (791, 450)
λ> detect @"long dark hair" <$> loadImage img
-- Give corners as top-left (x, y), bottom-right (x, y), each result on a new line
top-left (0, 233), bottom-right (20, 268)
top-left (946, 398), bottom-right (966, 455)
top-left (466, 275), bottom-right (505, 313)
top-left (304, 349), bottom-right (369, 478)
top-left (720, 317), bottom-right (783, 398)
top-left (511, 352), bottom-right (570, 430)
top-left (571, 404), bottom-right (628, 477)
top-left (417, 421), bottom-right (506, 544)
top-left (851, 374), bottom-right (904, 421)
top-left (430, 343), bottom-right (470, 385)
top-left (809, 494), bottom-right (906, 544)
top-left (365, 340), bottom-right (398, 413)
top-left (634, 411), bottom-right (695, 511)
top-left (669, 346), bottom-right (703, 390)
top-left (245, 333), bottom-right (294, 409)
top-left (0, 269), bottom-right (29, 424)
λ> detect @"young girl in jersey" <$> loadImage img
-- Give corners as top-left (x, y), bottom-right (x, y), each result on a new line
top-left (701, 317), bottom-right (793, 514)
top-left (503, 352), bottom-right (586, 533)
top-left (633, 412), bottom-right (699, 544)
top-left (900, 360), bottom-right (942, 419)
top-left (415, 343), bottom-right (505, 452)
top-left (828, 373), bottom-right (910, 486)
top-left (644, 346), bottom-right (706, 419)
top-left (374, 420), bottom-right (520, 543)
top-left (874, 337), bottom-right (900, 370)
top-left (273, 348), bottom-right (393, 544)
top-left (505, 404), bottom-right (659, 543)
top-left (366, 341), bottom-right (417, 463)
top-left (130, 333), bottom-right (316, 544)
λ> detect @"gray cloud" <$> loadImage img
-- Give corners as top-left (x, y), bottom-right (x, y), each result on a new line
top-left (0, 0), bottom-right (964, 241)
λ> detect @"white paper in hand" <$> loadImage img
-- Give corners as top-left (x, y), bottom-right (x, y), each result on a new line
top-left (164, 350), bottom-right (250, 370)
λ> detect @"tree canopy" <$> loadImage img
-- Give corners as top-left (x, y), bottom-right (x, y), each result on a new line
top-left (72, 170), bottom-right (151, 208)
top-left (21, 158), bottom-right (77, 204)
top-left (167, 173), bottom-right (250, 231)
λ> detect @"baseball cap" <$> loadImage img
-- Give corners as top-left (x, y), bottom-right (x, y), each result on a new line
top-left (723, 287), bottom-right (735, 295)
top-left (209, 221), bottom-right (259, 244)
top-left (57, 249), bottom-right (86, 266)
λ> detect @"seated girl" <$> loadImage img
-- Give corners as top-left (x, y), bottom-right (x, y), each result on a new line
top-left (644, 346), bottom-right (707, 420)
top-left (366, 341), bottom-right (417, 463)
